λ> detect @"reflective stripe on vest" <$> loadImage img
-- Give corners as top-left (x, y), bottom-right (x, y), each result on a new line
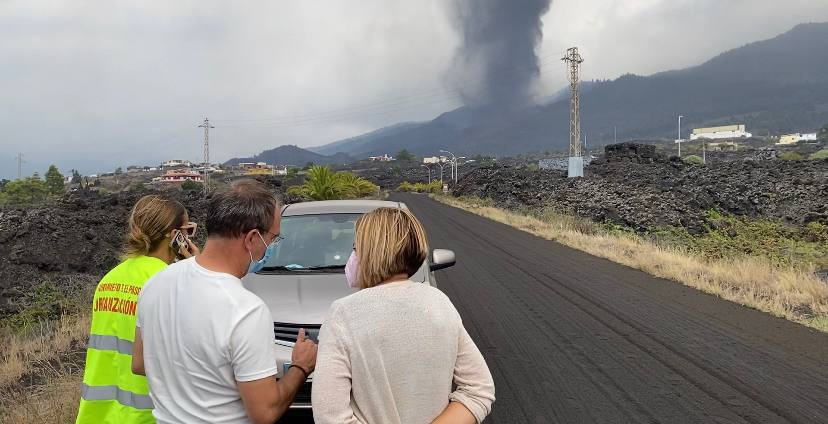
top-left (81, 384), bottom-right (154, 410)
top-left (77, 256), bottom-right (167, 424)
top-left (89, 334), bottom-right (134, 355)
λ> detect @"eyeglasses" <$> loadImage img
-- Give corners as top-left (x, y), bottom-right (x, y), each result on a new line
top-left (180, 222), bottom-right (197, 237)
top-left (262, 230), bottom-right (285, 245)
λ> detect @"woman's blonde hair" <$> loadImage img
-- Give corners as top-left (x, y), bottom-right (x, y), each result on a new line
top-left (354, 207), bottom-right (428, 289)
top-left (124, 195), bottom-right (187, 258)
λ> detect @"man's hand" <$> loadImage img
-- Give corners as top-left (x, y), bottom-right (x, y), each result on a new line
top-left (291, 328), bottom-right (318, 374)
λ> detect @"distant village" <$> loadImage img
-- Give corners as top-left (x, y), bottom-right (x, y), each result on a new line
top-left (68, 123), bottom-right (822, 189)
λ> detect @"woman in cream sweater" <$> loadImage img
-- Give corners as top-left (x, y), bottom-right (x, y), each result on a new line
top-left (312, 207), bottom-right (495, 424)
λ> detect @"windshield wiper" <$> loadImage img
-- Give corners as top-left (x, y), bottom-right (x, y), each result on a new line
top-left (258, 265), bottom-right (345, 272)
top-left (303, 265), bottom-right (345, 271)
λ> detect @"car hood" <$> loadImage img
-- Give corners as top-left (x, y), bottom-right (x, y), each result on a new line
top-left (241, 272), bottom-right (356, 324)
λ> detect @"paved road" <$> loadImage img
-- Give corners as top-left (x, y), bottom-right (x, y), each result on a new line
top-left (394, 193), bottom-right (828, 424)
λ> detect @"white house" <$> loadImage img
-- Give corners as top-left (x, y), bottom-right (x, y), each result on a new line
top-left (690, 125), bottom-right (752, 141)
top-left (369, 154), bottom-right (393, 161)
top-left (162, 159), bottom-right (193, 169)
top-left (777, 133), bottom-right (818, 145)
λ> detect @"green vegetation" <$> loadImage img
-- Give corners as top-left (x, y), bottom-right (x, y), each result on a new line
top-left (180, 179), bottom-right (203, 192)
top-left (397, 181), bottom-right (443, 193)
top-left (778, 151), bottom-right (804, 161)
top-left (0, 179), bottom-right (8, 191)
top-left (809, 149), bottom-right (828, 160)
top-left (395, 149), bottom-right (416, 162)
top-left (683, 155), bottom-right (704, 165)
top-left (649, 211), bottom-right (828, 269)
top-left (44, 165), bottom-right (65, 195)
top-left (1, 281), bottom-right (89, 331)
top-left (818, 123), bottom-right (828, 143)
top-left (70, 169), bottom-right (82, 184)
top-left (0, 177), bottom-right (49, 206)
top-left (287, 165), bottom-right (378, 200)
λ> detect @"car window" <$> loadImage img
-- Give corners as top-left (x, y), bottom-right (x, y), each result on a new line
top-left (266, 213), bottom-right (361, 269)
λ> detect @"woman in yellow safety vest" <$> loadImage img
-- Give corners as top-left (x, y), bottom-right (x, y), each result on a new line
top-left (76, 195), bottom-right (200, 424)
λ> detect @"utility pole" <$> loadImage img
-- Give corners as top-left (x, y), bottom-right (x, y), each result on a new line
top-left (198, 118), bottom-right (214, 197)
top-left (562, 47), bottom-right (584, 178)
top-left (16, 153), bottom-right (24, 180)
top-left (677, 115), bottom-right (684, 157)
top-left (614, 126), bottom-right (617, 144)
top-left (420, 164), bottom-right (432, 184)
top-left (702, 141), bottom-right (706, 164)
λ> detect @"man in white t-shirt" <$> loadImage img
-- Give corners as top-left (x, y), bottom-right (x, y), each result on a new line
top-left (132, 180), bottom-right (317, 423)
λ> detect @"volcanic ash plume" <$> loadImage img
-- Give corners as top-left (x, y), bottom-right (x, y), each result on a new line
top-left (447, 0), bottom-right (552, 108)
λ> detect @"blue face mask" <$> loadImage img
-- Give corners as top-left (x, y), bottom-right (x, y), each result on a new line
top-left (248, 232), bottom-right (278, 274)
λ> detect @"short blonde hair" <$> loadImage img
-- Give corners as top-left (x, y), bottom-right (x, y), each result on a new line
top-left (354, 207), bottom-right (428, 289)
top-left (125, 195), bottom-right (187, 258)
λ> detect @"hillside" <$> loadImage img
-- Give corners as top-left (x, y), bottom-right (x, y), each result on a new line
top-left (315, 22), bottom-right (828, 158)
top-left (224, 144), bottom-right (353, 167)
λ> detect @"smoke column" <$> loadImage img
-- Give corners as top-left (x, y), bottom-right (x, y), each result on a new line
top-left (447, 0), bottom-right (552, 107)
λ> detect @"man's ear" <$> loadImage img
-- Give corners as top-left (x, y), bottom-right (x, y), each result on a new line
top-left (242, 229), bottom-right (258, 251)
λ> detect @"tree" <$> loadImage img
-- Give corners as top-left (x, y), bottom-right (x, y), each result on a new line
top-left (818, 123), bottom-right (828, 143)
top-left (181, 179), bottom-right (203, 192)
top-left (70, 169), bottom-right (82, 184)
top-left (44, 165), bottom-right (65, 195)
top-left (0, 179), bottom-right (9, 191)
top-left (0, 177), bottom-right (49, 205)
top-left (115, 167), bottom-right (123, 174)
top-left (287, 166), bottom-right (378, 200)
top-left (395, 149), bottom-right (416, 162)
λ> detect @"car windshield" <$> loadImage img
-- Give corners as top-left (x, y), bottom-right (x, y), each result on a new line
top-left (263, 213), bottom-right (361, 271)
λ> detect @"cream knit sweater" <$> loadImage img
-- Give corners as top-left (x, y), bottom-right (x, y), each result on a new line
top-left (311, 280), bottom-right (495, 424)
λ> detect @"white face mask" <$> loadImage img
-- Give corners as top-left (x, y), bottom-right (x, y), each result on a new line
top-left (345, 250), bottom-right (359, 288)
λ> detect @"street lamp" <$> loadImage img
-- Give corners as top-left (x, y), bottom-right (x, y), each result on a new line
top-left (439, 149), bottom-right (457, 185)
top-left (420, 164), bottom-right (432, 184)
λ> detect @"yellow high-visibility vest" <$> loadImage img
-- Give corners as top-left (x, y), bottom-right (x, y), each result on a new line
top-left (76, 256), bottom-right (167, 424)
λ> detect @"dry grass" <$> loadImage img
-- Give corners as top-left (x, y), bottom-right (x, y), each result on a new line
top-left (0, 312), bottom-right (89, 423)
top-left (0, 372), bottom-right (83, 423)
top-left (433, 194), bottom-right (828, 332)
top-left (0, 312), bottom-right (89, 389)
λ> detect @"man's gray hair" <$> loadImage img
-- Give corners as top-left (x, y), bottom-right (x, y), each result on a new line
top-left (206, 179), bottom-right (282, 238)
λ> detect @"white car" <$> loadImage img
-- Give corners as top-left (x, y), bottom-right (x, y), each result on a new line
top-left (242, 199), bottom-right (456, 408)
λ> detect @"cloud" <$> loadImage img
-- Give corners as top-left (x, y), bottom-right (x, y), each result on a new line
top-left (0, 0), bottom-right (825, 178)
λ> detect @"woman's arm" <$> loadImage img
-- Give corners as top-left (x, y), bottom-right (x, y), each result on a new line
top-left (445, 325), bottom-right (495, 423)
top-left (311, 310), bottom-right (359, 424)
top-left (431, 402), bottom-right (477, 424)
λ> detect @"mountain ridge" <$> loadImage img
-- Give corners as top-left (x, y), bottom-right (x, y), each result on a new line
top-left (313, 22), bottom-right (828, 158)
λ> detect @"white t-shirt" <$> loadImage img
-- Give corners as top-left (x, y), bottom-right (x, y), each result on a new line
top-left (137, 257), bottom-right (277, 424)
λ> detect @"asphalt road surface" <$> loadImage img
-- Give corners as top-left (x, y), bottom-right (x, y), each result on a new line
top-left (283, 193), bottom-right (828, 423)
top-left (396, 193), bottom-right (828, 424)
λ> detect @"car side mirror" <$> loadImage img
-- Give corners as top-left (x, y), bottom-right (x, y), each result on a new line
top-left (430, 249), bottom-right (456, 271)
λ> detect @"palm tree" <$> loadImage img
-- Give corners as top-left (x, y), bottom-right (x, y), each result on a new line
top-left (287, 166), bottom-right (378, 200)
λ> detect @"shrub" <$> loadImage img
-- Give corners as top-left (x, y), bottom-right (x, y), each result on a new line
top-left (808, 149), bottom-right (828, 160)
top-left (778, 151), bottom-right (804, 161)
top-left (181, 179), bottom-right (203, 192)
top-left (683, 155), bottom-right (704, 165)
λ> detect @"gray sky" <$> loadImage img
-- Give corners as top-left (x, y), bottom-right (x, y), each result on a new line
top-left (2, 0), bottom-right (827, 179)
